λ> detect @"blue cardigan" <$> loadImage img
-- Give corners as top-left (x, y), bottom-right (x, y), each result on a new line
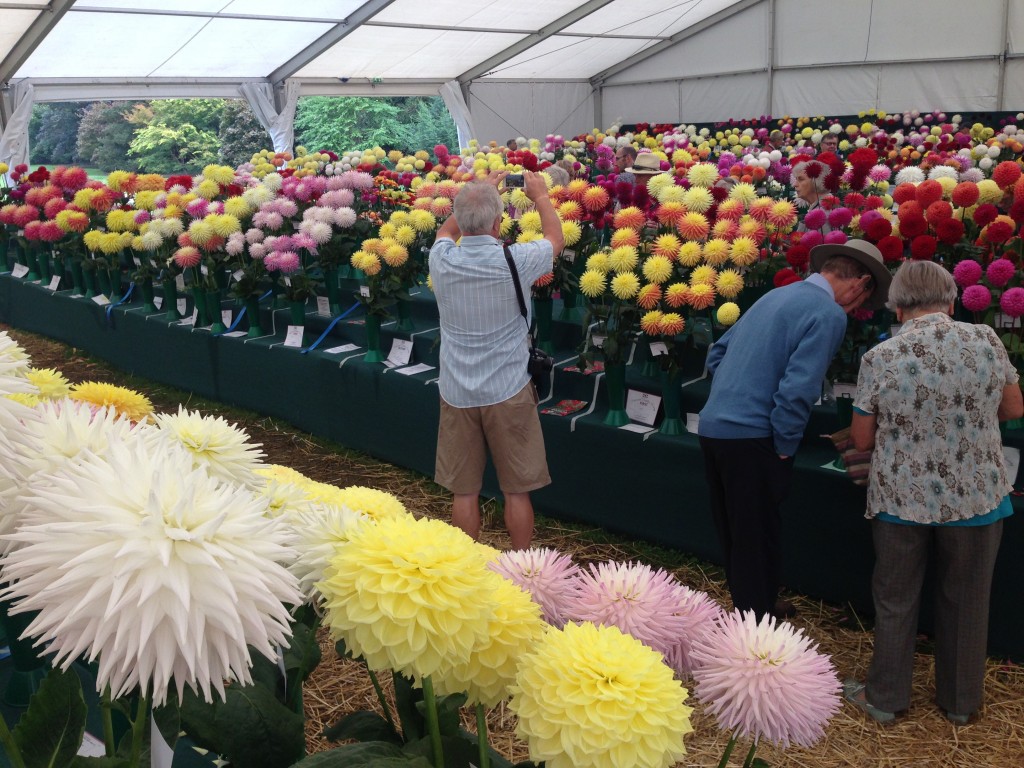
top-left (698, 275), bottom-right (848, 456)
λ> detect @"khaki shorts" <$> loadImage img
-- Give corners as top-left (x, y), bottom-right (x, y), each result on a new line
top-left (435, 382), bottom-right (551, 495)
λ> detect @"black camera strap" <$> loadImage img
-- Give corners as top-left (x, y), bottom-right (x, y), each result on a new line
top-left (502, 244), bottom-right (534, 340)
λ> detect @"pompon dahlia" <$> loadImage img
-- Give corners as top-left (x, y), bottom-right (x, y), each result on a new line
top-left (716, 302), bottom-right (741, 327)
top-left (613, 206), bottom-right (646, 231)
top-left (434, 575), bottom-right (546, 707)
top-left (677, 212), bottom-right (710, 241)
top-left (489, 546), bottom-right (581, 626)
top-left (642, 255), bottom-right (673, 284)
top-left (688, 283), bottom-right (717, 310)
top-left (611, 272), bottom-right (641, 300)
top-left (986, 257), bottom-right (1016, 288)
top-left (0, 435), bottom-right (300, 705)
top-left (715, 269), bottom-right (744, 299)
top-left (665, 283), bottom-right (689, 308)
top-left (611, 228), bottom-right (640, 249)
top-left (690, 265), bottom-right (718, 286)
top-left (286, 504), bottom-right (369, 599)
top-left (691, 611), bottom-right (841, 748)
top-left (319, 515), bottom-right (498, 680)
top-left (638, 283), bottom-right (664, 310)
top-left (1000, 286), bottom-right (1024, 318)
top-left (658, 313), bottom-right (685, 336)
top-left (510, 621), bottom-right (693, 768)
top-left (70, 381), bottom-right (153, 422)
top-left (961, 284), bottom-right (992, 312)
top-left (653, 233), bottom-right (682, 259)
top-left (952, 259), bottom-right (983, 287)
top-left (951, 181), bottom-right (981, 208)
top-left (641, 310), bottom-right (664, 335)
top-left (678, 241), bottom-right (703, 266)
top-left (579, 270), bottom-right (608, 298)
top-left (729, 236), bottom-right (759, 267)
top-left (153, 406), bottom-right (265, 489)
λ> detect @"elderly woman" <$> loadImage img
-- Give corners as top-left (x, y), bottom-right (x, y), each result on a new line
top-left (792, 158), bottom-right (832, 233)
top-left (844, 260), bottom-right (1023, 725)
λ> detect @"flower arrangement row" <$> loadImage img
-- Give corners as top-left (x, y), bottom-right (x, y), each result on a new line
top-left (0, 329), bottom-right (840, 768)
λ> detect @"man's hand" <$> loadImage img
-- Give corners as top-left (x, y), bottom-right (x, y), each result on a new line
top-left (481, 169), bottom-right (509, 189)
top-left (834, 274), bottom-right (872, 314)
top-left (523, 171), bottom-right (550, 202)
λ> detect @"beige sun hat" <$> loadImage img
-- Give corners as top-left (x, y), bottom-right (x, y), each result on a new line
top-left (809, 239), bottom-right (892, 311)
top-left (625, 153), bottom-right (665, 175)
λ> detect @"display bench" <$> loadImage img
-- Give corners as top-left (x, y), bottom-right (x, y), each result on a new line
top-left (2, 272), bottom-right (1022, 661)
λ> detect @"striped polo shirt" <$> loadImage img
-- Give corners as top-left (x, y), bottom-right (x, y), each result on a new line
top-left (430, 234), bottom-right (554, 407)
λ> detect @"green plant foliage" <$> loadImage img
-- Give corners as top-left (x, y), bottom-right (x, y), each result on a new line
top-left (288, 742), bottom-right (432, 767)
top-left (149, 99), bottom-right (226, 134)
top-left (293, 97), bottom-right (456, 155)
top-left (218, 99), bottom-right (270, 167)
top-left (390, 98), bottom-right (458, 155)
top-left (8, 667), bottom-right (87, 768)
top-left (75, 102), bottom-right (143, 173)
top-left (29, 102), bottom-right (88, 164)
top-left (128, 122), bottom-right (220, 175)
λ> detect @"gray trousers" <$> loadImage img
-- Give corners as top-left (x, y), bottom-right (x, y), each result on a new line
top-left (866, 519), bottom-right (1003, 715)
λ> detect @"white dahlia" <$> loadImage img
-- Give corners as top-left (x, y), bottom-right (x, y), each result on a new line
top-left (153, 406), bottom-right (265, 489)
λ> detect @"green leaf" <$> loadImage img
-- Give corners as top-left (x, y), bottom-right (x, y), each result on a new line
top-left (288, 741), bottom-right (413, 767)
top-left (412, 692), bottom-right (465, 738)
top-left (177, 681), bottom-right (306, 768)
top-left (12, 667), bottom-right (87, 768)
top-left (750, 758), bottom-right (772, 767)
top-left (69, 758), bottom-right (131, 768)
top-left (402, 733), bottom-right (478, 766)
top-left (284, 620), bottom-right (322, 686)
top-left (322, 710), bottom-right (401, 745)
top-left (391, 673), bottom-right (423, 743)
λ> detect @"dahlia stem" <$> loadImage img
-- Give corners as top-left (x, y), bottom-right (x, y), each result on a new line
top-left (742, 741), bottom-right (759, 767)
top-left (420, 676), bottom-right (444, 768)
top-left (475, 703), bottom-right (490, 768)
top-left (367, 667), bottom-right (396, 735)
top-left (100, 687), bottom-right (116, 756)
top-left (0, 711), bottom-right (26, 768)
top-left (129, 694), bottom-right (150, 768)
top-left (716, 735), bottom-right (738, 768)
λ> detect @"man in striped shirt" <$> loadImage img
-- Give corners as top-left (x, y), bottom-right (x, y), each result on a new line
top-left (429, 170), bottom-right (564, 548)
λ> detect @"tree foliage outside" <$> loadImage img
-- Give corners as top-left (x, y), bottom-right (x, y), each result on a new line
top-left (29, 102), bottom-right (88, 165)
top-left (294, 96), bottom-right (457, 155)
top-left (127, 98), bottom-right (225, 174)
top-left (76, 101), bottom-right (144, 172)
top-left (218, 99), bottom-right (270, 167)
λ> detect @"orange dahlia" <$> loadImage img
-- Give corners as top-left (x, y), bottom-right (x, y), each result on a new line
top-left (677, 212), bottom-right (710, 241)
top-left (655, 202), bottom-right (687, 227)
top-left (533, 272), bottom-right (555, 288)
top-left (564, 180), bottom-right (590, 202)
top-left (658, 313), bottom-right (685, 336)
top-left (637, 283), bottom-right (663, 309)
top-left (716, 199), bottom-right (745, 220)
top-left (653, 233), bottom-right (682, 259)
top-left (688, 282), bottom-right (716, 310)
top-left (768, 201), bottom-right (798, 229)
top-left (748, 197), bottom-right (775, 223)
top-left (558, 200), bottom-right (583, 221)
top-left (613, 206), bottom-right (646, 231)
top-left (611, 228), bottom-right (640, 249)
top-left (711, 219), bottom-right (738, 242)
top-left (665, 282), bottom-right (689, 308)
top-left (737, 219), bottom-right (766, 242)
top-left (582, 186), bottom-right (611, 212)
top-left (641, 310), bottom-right (664, 335)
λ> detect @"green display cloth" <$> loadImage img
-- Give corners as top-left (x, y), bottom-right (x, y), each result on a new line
top-left (2, 273), bottom-right (1023, 660)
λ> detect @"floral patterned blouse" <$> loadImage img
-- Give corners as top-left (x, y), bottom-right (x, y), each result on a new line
top-left (854, 313), bottom-right (1018, 523)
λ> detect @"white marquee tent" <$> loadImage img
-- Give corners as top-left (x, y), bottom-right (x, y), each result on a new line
top-left (2, 0), bottom-right (1024, 168)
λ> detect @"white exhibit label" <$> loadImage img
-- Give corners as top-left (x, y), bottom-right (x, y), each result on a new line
top-left (316, 296), bottom-right (331, 316)
top-left (386, 338), bottom-right (413, 367)
top-left (626, 389), bottom-right (661, 426)
top-left (284, 325), bottom-right (304, 347)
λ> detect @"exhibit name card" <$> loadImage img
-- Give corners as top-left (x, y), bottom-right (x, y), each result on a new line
top-left (284, 325), bottom-right (304, 348)
top-left (92, 294), bottom-right (111, 306)
top-left (396, 363), bottom-right (435, 376)
top-left (47, 275), bottom-right (61, 291)
top-left (384, 338), bottom-right (413, 367)
top-left (175, 274), bottom-right (186, 292)
top-left (360, 285), bottom-right (370, 298)
top-left (11, 263), bottom-right (29, 279)
top-left (832, 383), bottom-right (857, 399)
top-left (324, 343), bottom-right (360, 354)
top-left (154, 296), bottom-right (163, 309)
top-left (232, 269), bottom-right (244, 282)
top-left (686, 412), bottom-right (700, 433)
top-left (625, 389), bottom-right (661, 427)
top-left (316, 296), bottom-right (331, 316)
top-left (222, 310), bottom-right (232, 326)
top-left (592, 333), bottom-right (605, 349)
top-left (649, 341), bottom-right (668, 357)
top-left (177, 297), bottom-right (188, 316)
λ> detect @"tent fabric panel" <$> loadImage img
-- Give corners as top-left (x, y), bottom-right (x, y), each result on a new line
top-left (876, 60), bottom-right (1000, 113)
top-left (370, 0), bottom-right (582, 27)
top-left (63, 0), bottom-right (362, 17)
top-left (678, 72), bottom-right (766, 123)
top-left (468, 80), bottom-right (594, 144)
top-left (602, 80), bottom-right (681, 125)
top-left (0, 10), bottom-right (44, 69)
top-left (1010, 0), bottom-right (1024, 54)
top-left (772, 66), bottom-right (880, 117)
top-left (774, 0), bottom-right (873, 67)
top-left (1001, 58), bottom-right (1024, 106)
top-left (294, 26), bottom-right (525, 80)
top-left (484, 35), bottom-right (660, 79)
top-left (602, 1), bottom-right (767, 85)
top-left (562, 0), bottom-right (740, 36)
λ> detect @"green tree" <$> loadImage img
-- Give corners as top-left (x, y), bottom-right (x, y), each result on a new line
top-left (294, 97), bottom-right (403, 154)
top-left (149, 98), bottom-right (226, 134)
top-left (76, 101), bottom-right (145, 173)
top-left (128, 122), bottom-right (220, 175)
top-left (218, 99), bottom-right (270, 167)
top-left (391, 97), bottom-right (458, 155)
top-left (29, 102), bottom-right (88, 164)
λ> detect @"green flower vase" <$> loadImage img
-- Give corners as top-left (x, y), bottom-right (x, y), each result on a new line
top-left (603, 361), bottom-right (630, 426)
top-left (69, 259), bottom-right (85, 295)
top-left (533, 296), bottom-right (554, 354)
top-left (659, 368), bottom-right (685, 435)
top-left (162, 278), bottom-right (181, 321)
top-left (10, 238), bottom-right (26, 270)
top-left (208, 289), bottom-right (227, 333)
top-left (191, 287), bottom-right (210, 326)
top-left (51, 255), bottom-right (66, 290)
top-left (396, 296), bottom-right (414, 333)
top-left (364, 314), bottom-right (386, 363)
top-left (140, 277), bottom-right (158, 313)
top-left (35, 248), bottom-right (52, 284)
top-left (108, 268), bottom-right (122, 303)
top-left (288, 299), bottom-right (307, 344)
top-left (96, 268), bottom-right (112, 298)
top-left (559, 286), bottom-right (581, 321)
top-left (0, 235), bottom-right (9, 271)
top-left (24, 245), bottom-right (40, 281)
top-left (245, 295), bottom-right (265, 338)
top-left (641, 339), bottom-right (660, 378)
top-left (82, 268), bottom-right (97, 299)
top-left (325, 266), bottom-right (342, 315)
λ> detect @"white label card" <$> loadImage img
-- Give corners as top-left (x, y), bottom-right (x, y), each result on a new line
top-left (11, 263), bottom-right (29, 278)
top-left (283, 276), bottom-right (291, 287)
top-left (649, 341), bottom-right (668, 357)
top-left (686, 412), bottom-right (700, 434)
top-left (562, 248), bottom-right (576, 264)
top-left (386, 338), bottom-right (413, 367)
top-left (284, 325), bottom-right (304, 347)
top-left (222, 309), bottom-right (232, 326)
top-left (316, 296), bottom-right (331, 316)
top-left (223, 330), bottom-right (247, 338)
top-left (626, 389), bottom-right (661, 426)
top-left (177, 297), bottom-right (188, 315)
top-left (175, 274), bottom-right (186, 291)
top-left (996, 312), bottom-right (1020, 329)
top-left (47, 275), bottom-right (61, 291)
top-left (154, 296), bottom-right (163, 309)
top-left (397, 363), bottom-right (436, 376)
top-left (232, 269), bottom-right (244, 282)
top-left (360, 285), bottom-right (370, 297)
top-left (132, 256), bottom-right (142, 267)
top-left (592, 333), bottom-right (606, 349)
top-left (621, 423), bottom-right (656, 434)
top-left (200, 265), bottom-right (208, 276)
top-left (324, 343), bottom-right (360, 354)
top-left (92, 294), bottom-right (111, 306)
top-left (189, 308), bottom-right (198, 325)
top-left (77, 732), bottom-right (106, 757)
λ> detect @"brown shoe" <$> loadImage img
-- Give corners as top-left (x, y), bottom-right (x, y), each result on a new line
top-left (773, 599), bottom-right (797, 619)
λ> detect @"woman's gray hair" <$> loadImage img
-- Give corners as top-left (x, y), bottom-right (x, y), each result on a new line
top-left (453, 181), bottom-right (503, 235)
top-left (885, 260), bottom-right (957, 313)
top-left (790, 160), bottom-right (828, 194)
top-left (544, 165), bottom-right (570, 187)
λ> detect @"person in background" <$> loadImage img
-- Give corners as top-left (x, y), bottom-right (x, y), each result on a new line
top-left (820, 132), bottom-right (840, 154)
top-left (844, 260), bottom-right (1023, 726)
top-left (614, 145), bottom-right (638, 184)
top-left (769, 129), bottom-right (786, 150)
top-left (792, 158), bottom-right (833, 234)
top-left (506, 138), bottom-right (518, 151)
top-left (429, 170), bottom-right (564, 549)
top-left (698, 240), bottom-right (891, 621)
top-left (544, 164), bottom-right (570, 188)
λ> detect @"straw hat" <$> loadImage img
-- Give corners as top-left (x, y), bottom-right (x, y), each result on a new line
top-left (809, 240), bottom-right (892, 310)
top-left (625, 153), bottom-right (665, 175)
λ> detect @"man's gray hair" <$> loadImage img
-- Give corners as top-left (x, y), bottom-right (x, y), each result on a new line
top-left (453, 181), bottom-right (503, 235)
top-left (545, 165), bottom-right (570, 187)
top-left (885, 260), bottom-right (957, 313)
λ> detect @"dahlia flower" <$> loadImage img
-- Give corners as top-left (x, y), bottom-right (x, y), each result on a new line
top-left (286, 504), bottom-right (369, 599)
top-left (716, 269), bottom-right (744, 298)
top-left (986, 258), bottom-right (1016, 288)
top-left (637, 283), bottom-right (663, 310)
top-left (611, 272), bottom-right (640, 300)
top-left (677, 212), bottom-right (710, 241)
top-left (655, 202), bottom-right (686, 226)
top-left (319, 515), bottom-right (498, 680)
top-left (562, 220), bottom-right (583, 246)
top-left (702, 239), bottom-right (730, 266)
top-left (687, 162), bottom-right (720, 188)
top-left (23, 367), bottom-right (70, 400)
top-left (729, 236), bottom-right (759, 267)
top-left (688, 283), bottom-right (716, 310)
top-left (329, 485), bottom-right (407, 521)
top-left (70, 381), bottom-right (153, 422)
top-left (489, 546), bottom-right (581, 626)
top-left (961, 284), bottom-right (993, 312)
top-left (768, 201), bottom-right (798, 229)
top-left (642, 255), bottom-right (673, 284)
top-left (608, 246), bottom-right (639, 273)
top-left (641, 310), bottom-right (664, 335)
top-left (586, 251), bottom-right (611, 273)
top-left (611, 228), bottom-right (640, 249)
top-left (613, 206), bottom-right (646, 231)
top-left (659, 313), bottom-right (685, 336)
top-left (692, 610), bottom-right (841, 748)
top-left (653, 234), bottom-right (682, 259)
top-left (682, 187), bottom-right (713, 214)
top-left (678, 241), bottom-right (703, 266)
top-left (153, 406), bottom-right (265, 490)
top-left (716, 302), bottom-right (741, 326)
top-left (717, 199), bottom-right (745, 220)
top-left (662, 586), bottom-right (725, 677)
top-left (1001, 287), bottom-right (1024, 318)
top-left (510, 622), bottom-right (692, 768)
top-left (712, 219), bottom-right (739, 242)
top-left (665, 283), bottom-right (689, 307)
top-left (1, 435), bottom-right (300, 705)
top-left (690, 265), bottom-right (718, 285)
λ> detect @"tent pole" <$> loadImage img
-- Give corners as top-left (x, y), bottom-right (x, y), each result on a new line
top-left (766, 0), bottom-right (775, 117)
top-left (998, 0), bottom-right (1011, 110)
top-left (593, 85), bottom-right (602, 132)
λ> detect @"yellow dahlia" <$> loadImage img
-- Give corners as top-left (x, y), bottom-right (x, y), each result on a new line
top-left (642, 255), bottom-right (673, 284)
top-left (393, 224), bottom-right (417, 246)
top-left (558, 200), bottom-right (583, 221)
top-left (687, 162), bottom-right (720, 188)
top-left (518, 211), bottom-right (542, 232)
top-left (688, 283), bottom-right (716, 310)
top-left (717, 302), bottom-right (741, 326)
top-left (517, 231), bottom-right (542, 244)
top-left (641, 310), bottom-right (664, 335)
top-left (677, 212), bottom-right (710, 241)
top-left (383, 244), bottom-right (409, 267)
top-left (562, 220), bottom-right (583, 246)
top-left (729, 236), bottom-right (759, 266)
top-left (646, 173), bottom-right (675, 198)
top-left (717, 198), bottom-right (745, 220)
top-left (69, 382), bottom-right (153, 422)
top-left (682, 187), bottom-right (713, 213)
top-left (659, 313), bottom-right (685, 336)
top-left (223, 196), bottom-right (251, 219)
top-left (637, 283), bottom-right (663, 310)
top-left (105, 209), bottom-right (136, 233)
top-left (256, 464), bottom-right (311, 487)
top-left (677, 241), bottom-right (703, 267)
top-left (611, 272), bottom-right (641, 300)
top-left (611, 228), bottom-right (640, 249)
top-left (510, 189), bottom-right (534, 211)
top-left (608, 246), bottom-right (639, 273)
top-left (579, 270), bottom-right (607, 297)
top-left (25, 368), bottom-right (70, 400)
top-left (768, 200), bottom-right (798, 229)
top-left (319, 515), bottom-right (498, 680)
top-left (654, 184), bottom-right (686, 205)
top-left (586, 251), bottom-right (611, 273)
top-left (748, 197), bottom-right (775, 223)
top-left (329, 485), bottom-right (407, 521)
top-left (499, 214), bottom-right (514, 238)
top-left (582, 186), bottom-right (611, 212)
top-left (194, 179), bottom-right (220, 200)
top-left (408, 209), bottom-right (437, 232)
top-left (652, 233), bottom-right (682, 259)
top-left (702, 239), bottom-right (730, 266)
top-left (5, 393), bottom-right (39, 408)
top-left (665, 282), bottom-right (689, 308)
top-left (613, 206), bottom-right (646, 231)
top-left (977, 178), bottom-right (1003, 205)
top-left (715, 269), bottom-right (744, 299)
top-left (690, 265), bottom-right (718, 285)
top-left (510, 622), bottom-right (692, 768)
top-left (564, 179), bottom-right (589, 201)
top-left (729, 182), bottom-right (757, 205)
top-left (188, 220), bottom-right (215, 247)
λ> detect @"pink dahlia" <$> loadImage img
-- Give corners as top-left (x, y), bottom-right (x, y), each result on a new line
top-left (172, 246), bottom-right (201, 269)
top-left (827, 207), bottom-right (853, 229)
top-left (961, 284), bottom-right (993, 312)
top-left (952, 259), bottom-right (983, 287)
top-left (986, 258), bottom-right (1016, 288)
top-left (568, 561), bottom-right (692, 658)
top-left (802, 208), bottom-right (827, 231)
top-left (823, 230), bottom-right (848, 245)
top-left (691, 610), bottom-right (841, 748)
top-left (1000, 287), bottom-right (1024, 318)
top-left (662, 587), bottom-right (724, 678)
top-left (800, 230), bottom-right (824, 250)
top-left (489, 547), bottom-right (580, 627)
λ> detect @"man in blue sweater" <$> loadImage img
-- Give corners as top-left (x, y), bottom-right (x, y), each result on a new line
top-left (699, 240), bottom-right (891, 620)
